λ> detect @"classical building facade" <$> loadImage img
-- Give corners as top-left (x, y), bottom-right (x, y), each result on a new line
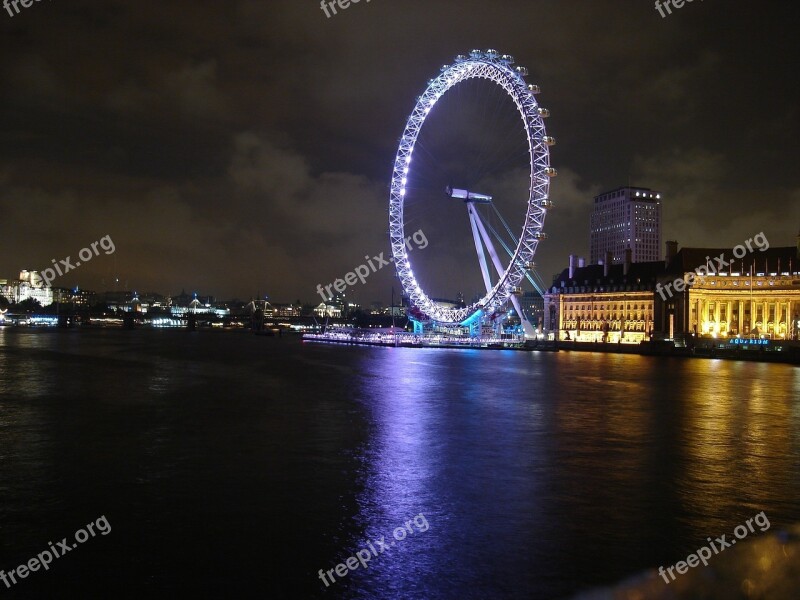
top-left (313, 302), bottom-right (342, 318)
top-left (546, 237), bottom-right (800, 343)
top-left (657, 241), bottom-right (800, 340)
top-left (544, 250), bottom-right (665, 343)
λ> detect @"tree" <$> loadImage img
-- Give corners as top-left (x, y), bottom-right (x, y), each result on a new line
top-left (17, 298), bottom-right (42, 312)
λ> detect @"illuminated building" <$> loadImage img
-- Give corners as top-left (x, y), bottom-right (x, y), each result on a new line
top-left (544, 249), bottom-right (665, 343)
top-left (272, 303), bottom-right (302, 317)
top-left (658, 238), bottom-right (800, 340)
top-left (518, 291), bottom-right (544, 330)
top-left (546, 236), bottom-right (800, 343)
top-left (103, 290), bottom-right (166, 313)
top-left (314, 302), bottom-right (342, 318)
top-left (0, 270), bottom-right (54, 306)
top-left (52, 287), bottom-right (97, 306)
top-left (590, 186), bottom-right (662, 264)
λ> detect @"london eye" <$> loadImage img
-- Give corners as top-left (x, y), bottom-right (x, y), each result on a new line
top-left (388, 49), bottom-right (556, 337)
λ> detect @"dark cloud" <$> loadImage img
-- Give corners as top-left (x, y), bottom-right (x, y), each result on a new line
top-left (1, 0), bottom-right (798, 302)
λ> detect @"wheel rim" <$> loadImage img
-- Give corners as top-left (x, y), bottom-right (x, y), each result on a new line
top-left (389, 51), bottom-right (553, 326)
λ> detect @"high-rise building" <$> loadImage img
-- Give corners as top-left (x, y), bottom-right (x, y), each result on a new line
top-left (589, 186), bottom-right (662, 265)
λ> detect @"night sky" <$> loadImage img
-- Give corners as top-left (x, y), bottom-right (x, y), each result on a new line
top-left (2, 0), bottom-right (799, 304)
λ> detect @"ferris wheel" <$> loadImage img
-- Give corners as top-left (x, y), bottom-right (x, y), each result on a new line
top-left (388, 49), bottom-right (556, 335)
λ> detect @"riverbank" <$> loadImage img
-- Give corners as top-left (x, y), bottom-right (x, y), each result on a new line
top-left (303, 330), bottom-right (800, 364)
top-left (558, 339), bottom-right (800, 364)
top-left (302, 331), bottom-right (557, 351)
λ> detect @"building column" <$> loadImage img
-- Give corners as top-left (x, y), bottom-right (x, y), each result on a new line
top-left (727, 300), bottom-right (732, 334)
top-left (700, 297), bottom-right (706, 325)
top-left (698, 298), bottom-right (705, 332)
top-left (692, 298), bottom-right (703, 335)
top-left (782, 300), bottom-right (789, 338)
top-left (739, 300), bottom-right (744, 334)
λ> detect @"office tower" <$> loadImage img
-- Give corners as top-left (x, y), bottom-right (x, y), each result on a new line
top-left (589, 186), bottom-right (662, 264)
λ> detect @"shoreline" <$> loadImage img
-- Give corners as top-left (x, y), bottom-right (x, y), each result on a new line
top-left (3, 326), bottom-right (797, 364)
top-left (303, 332), bottom-right (800, 364)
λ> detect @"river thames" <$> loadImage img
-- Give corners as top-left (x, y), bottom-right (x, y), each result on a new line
top-left (1, 329), bottom-right (799, 598)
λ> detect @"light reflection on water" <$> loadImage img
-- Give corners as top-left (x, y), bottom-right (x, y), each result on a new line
top-left (0, 331), bottom-right (798, 599)
top-left (675, 360), bottom-right (799, 534)
top-left (341, 349), bottom-right (800, 599)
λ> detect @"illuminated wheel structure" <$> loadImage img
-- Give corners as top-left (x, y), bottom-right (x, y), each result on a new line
top-left (388, 49), bottom-right (556, 337)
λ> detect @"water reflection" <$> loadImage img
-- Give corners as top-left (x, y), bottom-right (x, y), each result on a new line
top-left (344, 348), bottom-right (799, 599)
top-left (2, 331), bottom-right (798, 599)
top-left (349, 349), bottom-right (550, 598)
top-left (678, 361), bottom-right (800, 533)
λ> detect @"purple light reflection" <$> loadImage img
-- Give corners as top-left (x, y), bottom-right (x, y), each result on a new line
top-left (344, 347), bottom-right (550, 598)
